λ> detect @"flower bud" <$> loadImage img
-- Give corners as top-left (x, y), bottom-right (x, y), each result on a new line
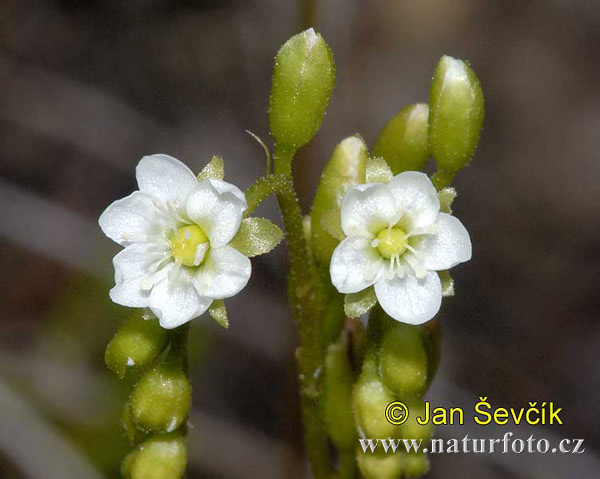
top-left (269, 28), bottom-right (336, 150)
top-left (374, 103), bottom-right (430, 174)
top-left (379, 322), bottom-right (428, 398)
top-left (128, 356), bottom-right (191, 434)
top-left (400, 452), bottom-right (430, 477)
top-left (324, 333), bottom-right (357, 449)
top-left (122, 432), bottom-right (186, 479)
top-left (356, 447), bottom-right (403, 479)
top-left (398, 399), bottom-right (434, 441)
top-left (311, 135), bottom-right (368, 266)
top-left (429, 55), bottom-right (484, 172)
top-left (352, 354), bottom-right (396, 439)
top-left (105, 314), bottom-right (169, 379)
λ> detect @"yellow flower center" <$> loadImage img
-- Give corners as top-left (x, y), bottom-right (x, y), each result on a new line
top-left (376, 227), bottom-right (408, 259)
top-left (170, 225), bottom-right (209, 267)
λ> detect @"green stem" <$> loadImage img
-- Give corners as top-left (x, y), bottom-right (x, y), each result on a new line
top-left (272, 144), bottom-right (333, 479)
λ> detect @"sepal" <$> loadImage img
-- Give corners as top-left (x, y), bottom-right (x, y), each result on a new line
top-left (197, 155), bottom-right (225, 181)
top-left (229, 217), bottom-right (283, 257)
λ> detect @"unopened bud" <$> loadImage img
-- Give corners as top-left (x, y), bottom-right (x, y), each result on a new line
top-left (429, 55), bottom-right (484, 173)
top-left (122, 432), bottom-right (186, 479)
top-left (269, 28), bottom-right (336, 150)
top-left (352, 354), bottom-right (396, 439)
top-left (128, 356), bottom-right (191, 434)
top-left (374, 103), bottom-right (430, 174)
top-left (356, 447), bottom-right (403, 479)
top-left (105, 314), bottom-right (169, 379)
top-left (399, 399), bottom-right (434, 441)
top-left (379, 322), bottom-right (428, 398)
top-left (400, 452), bottom-right (430, 477)
top-left (311, 135), bottom-right (368, 266)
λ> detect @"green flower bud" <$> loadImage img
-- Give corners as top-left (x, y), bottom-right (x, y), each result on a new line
top-left (379, 322), bottom-right (428, 398)
top-left (311, 135), bottom-right (368, 266)
top-left (398, 399), bottom-right (434, 441)
top-left (429, 55), bottom-right (484, 173)
top-left (400, 452), bottom-right (430, 477)
top-left (324, 333), bottom-right (357, 449)
top-left (105, 314), bottom-right (169, 379)
top-left (122, 432), bottom-right (186, 479)
top-left (374, 103), bottom-right (430, 174)
top-left (352, 354), bottom-right (396, 439)
top-left (356, 447), bottom-right (403, 479)
top-left (269, 28), bottom-right (336, 150)
top-left (128, 356), bottom-right (191, 434)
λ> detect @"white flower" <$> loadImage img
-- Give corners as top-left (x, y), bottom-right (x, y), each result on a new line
top-left (330, 171), bottom-right (471, 324)
top-left (99, 154), bottom-right (251, 329)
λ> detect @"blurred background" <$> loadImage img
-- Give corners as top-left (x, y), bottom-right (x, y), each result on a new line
top-left (0, 1), bottom-right (599, 478)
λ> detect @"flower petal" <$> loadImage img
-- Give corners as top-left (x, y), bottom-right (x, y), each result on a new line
top-left (149, 268), bottom-right (212, 329)
top-left (136, 154), bottom-right (198, 205)
top-left (374, 271), bottom-right (442, 325)
top-left (388, 172), bottom-right (440, 228)
top-left (417, 213), bottom-right (472, 270)
top-left (186, 180), bottom-right (247, 247)
top-left (194, 245), bottom-right (251, 299)
top-left (99, 191), bottom-right (170, 246)
top-left (109, 243), bottom-right (170, 307)
top-left (340, 183), bottom-right (399, 237)
top-left (330, 236), bottom-right (386, 294)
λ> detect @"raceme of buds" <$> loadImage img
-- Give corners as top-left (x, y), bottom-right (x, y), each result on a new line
top-left (429, 55), bottom-right (484, 173)
top-left (311, 135), bottom-right (368, 267)
top-left (400, 452), bottom-right (430, 478)
top-left (323, 333), bottom-right (357, 450)
top-left (374, 103), bottom-right (430, 175)
top-left (398, 398), bottom-right (434, 441)
top-left (122, 432), bottom-right (186, 479)
top-left (127, 352), bottom-right (191, 434)
top-left (269, 28), bottom-right (336, 150)
top-left (356, 447), bottom-right (403, 479)
top-left (352, 353), bottom-right (397, 439)
top-left (105, 313), bottom-right (169, 379)
top-left (378, 321), bottom-right (428, 398)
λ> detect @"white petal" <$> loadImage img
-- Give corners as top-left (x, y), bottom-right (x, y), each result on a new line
top-left (186, 180), bottom-right (246, 247)
top-left (194, 245), bottom-right (251, 299)
top-left (136, 154), bottom-right (198, 205)
top-left (109, 243), bottom-right (170, 307)
top-left (149, 268), bottom-right (212, 329)
top-left (374, 271), bottom-right (442, 325)
top-left (330, 236), bottom-right (386, 294)
top-left (388, 172), bottom-right (440, 228)
top-left (417, 213), bottom-right (472, 271)
top-left (99, 191), bottom-right (170, 246)
top-left (340, 183), bottom-right (399, 237)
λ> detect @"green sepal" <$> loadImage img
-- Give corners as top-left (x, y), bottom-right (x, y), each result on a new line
top-left (209, 299), bottom-right (229, 329)
top-left (197, 155), bottom-right (225, 181)
top-left (439, 270), bottom-right (455, 297)
top-left (122, 432), bottom-right (187, 479)
top-left (344, 288), bottom-right (377, 319)
top-left (105, 313), bottom-right (169, 379)
top-left (229, 217), bottom-right (283, 258)
top-left (323, 333), bottom-right (357, 449)
top-left (429, 56), bottom-right (484, 173)
top-left (438, 187), bottom-right (456, 214)
top-left (373, 103), bottom-right (430, 175)
top-left (365, 157), bottom-right (393, 184)
top-left (269, 28), bottom-right (336, 150)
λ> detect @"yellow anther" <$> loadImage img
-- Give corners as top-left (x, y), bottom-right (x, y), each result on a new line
top-left (375, 227), bottom-right (408, 259)
top-left (170, 225), bottom-right (209, 267)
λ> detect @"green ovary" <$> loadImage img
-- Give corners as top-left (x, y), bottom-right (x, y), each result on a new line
top-left (376, 227), bottom-right (408, 259)
top-left (170, 225), bottom-right (209, 267)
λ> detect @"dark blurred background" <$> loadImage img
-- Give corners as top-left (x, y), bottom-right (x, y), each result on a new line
top-left (0, 1), bottom-right (599, 478)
